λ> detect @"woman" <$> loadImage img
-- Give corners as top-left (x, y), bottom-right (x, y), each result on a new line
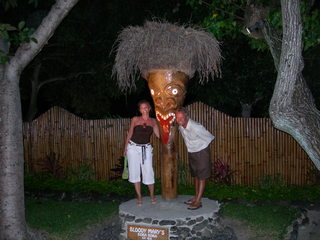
top-left (124, 100), bottom-right (160, 206)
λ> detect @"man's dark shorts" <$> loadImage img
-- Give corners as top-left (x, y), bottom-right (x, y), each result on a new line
top-left (188, 145), bottom-right (211, 179)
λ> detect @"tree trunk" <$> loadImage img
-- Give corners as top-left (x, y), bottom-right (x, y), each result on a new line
top-left (0, 1), bottom-right (79, 239)
top-left (0, 65), bottom-right (28, 240)
top-left (269, 0), bottom-right (320, 170)
top-left (262, 22), bottom-right (282, 72)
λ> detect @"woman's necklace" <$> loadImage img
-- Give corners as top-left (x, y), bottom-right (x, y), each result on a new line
top-left (141, 116), bottom-right (149, 128)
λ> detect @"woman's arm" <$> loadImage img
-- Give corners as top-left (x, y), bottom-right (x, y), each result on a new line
top-left (152, 118), bottom-right (160, 138)
top-left (123, 117), bottom-right (137, 155)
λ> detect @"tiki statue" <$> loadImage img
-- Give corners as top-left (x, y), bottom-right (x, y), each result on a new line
top-left (112, 21), bottom-right (221, 199)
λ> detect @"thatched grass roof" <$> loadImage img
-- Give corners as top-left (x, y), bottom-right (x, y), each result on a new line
top-left (112, 21), bottom-right (222, 91)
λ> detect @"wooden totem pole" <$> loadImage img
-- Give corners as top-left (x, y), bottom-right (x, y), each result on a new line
top-left (112, 21), bottom-right (221, 199)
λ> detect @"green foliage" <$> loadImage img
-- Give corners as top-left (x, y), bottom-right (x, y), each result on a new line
top-left (25, 173), bottom-right (136, 197)
top-left (258, 173), bottom-right (286, 189)
top-left (25, 174), bottom-right (320, 202)
top-left (0, 49), bottom-right (9, 64)
top-left (222, 202), bottom-right (300, 240)
top-left (28, 0), bottom-right (39, 8)
top-left (306, 168), bottom-right (320, 185)
top-left (37, 152), bottom-right (63, 178)
top-left (247, 37), bottom-right (268, 51)
top-left (25, 197), bottom-right (118, 239)
top-left (110, 156), bottom-right (125, 180)
top-left (212, 157), bottom-right (237, 185)
top-left (1, 0), bottom-right (17, 11)
top-left (301, 2), bottom-right (320, 50)
top-left (1, 0), bottom-right (39, 10)
top-left (0, 21), bottom-right (37, 63)
top-left (0, 23), bottom-right (12, 63)
top-left (266, 8), bottom-right (282, 32)
top-left (178, 183), bottom-right (194, 195)
top-left (187, 0), bottom-right (320, 51)
top-left (66, 163), bottom-right (96, 182)
top-left (0, 21), bottom-right (36, 44)
top-left (204, 181), bottom-right (320, 202)
top-left (187, 0), bottom-right (247, 41)
top-left (0, 23), bottom-right (12, 40)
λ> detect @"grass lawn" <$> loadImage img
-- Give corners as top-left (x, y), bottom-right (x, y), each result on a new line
top-left (25, 197), bottom-right (119, 240)
top-left (222, 202), bottom-right (300, 240)
top-left (25, 196), bottom-right (300, 240)
top-left (25, 176), bottom-right (318, 239)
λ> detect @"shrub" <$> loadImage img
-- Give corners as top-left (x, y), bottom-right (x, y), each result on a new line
top-left (110, 156), bottom-right (125, 180)
top-left (258, 173), bottom-right (286, 189)
top-left (306, 168), bottom-right (320, 185)
top-left (212, 157), bottom-right (237, 185)
top-left (24, 174), bottom-right (320, 202)
top-left (66, 163), bottom-right (96, 182)
top-left (37, 152), bottom-right (63, 178)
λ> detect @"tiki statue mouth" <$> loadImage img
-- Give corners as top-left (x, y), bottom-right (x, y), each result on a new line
top-left (156, 112), bottom-right (175, 125)
top-left (156, 111), bottom-right (175, 144)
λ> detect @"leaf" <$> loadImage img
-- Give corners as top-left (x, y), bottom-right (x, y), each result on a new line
top-left (28, 0), bottom-right (39, 7)
top-left (18, 21), bottom-right (25, 30)
top-left (31, 37), bottom-right (38, 43)
top-left (0, 55), bottom-right (9, 64)
top-left (0, 31), bottom-right (10, 41)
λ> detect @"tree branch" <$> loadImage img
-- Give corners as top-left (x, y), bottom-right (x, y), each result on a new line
top-left (9, 0), bottom-right (79, 74)
top-left (38, 71), bottom-right (95, 89)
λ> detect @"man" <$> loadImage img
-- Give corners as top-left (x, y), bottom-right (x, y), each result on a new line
top-left (175, 107), bottom-right (215, 210)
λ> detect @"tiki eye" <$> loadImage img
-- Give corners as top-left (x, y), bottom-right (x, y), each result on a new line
top-left (165, 84), bottom-right (184, 96)
top-left (172, 88), bottom-right (178, 95)
top-left (150, 89), bottom-right (155, 95)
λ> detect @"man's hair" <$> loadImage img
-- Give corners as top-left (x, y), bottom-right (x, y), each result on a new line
top-left (176, 107), bottom-right (189, 116)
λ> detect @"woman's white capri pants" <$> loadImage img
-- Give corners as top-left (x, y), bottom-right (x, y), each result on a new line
top-left (127, 141), bottom-right (154, 185)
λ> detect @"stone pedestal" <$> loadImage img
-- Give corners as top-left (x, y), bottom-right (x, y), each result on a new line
top-left (119, 195), bottom-right (220, 240)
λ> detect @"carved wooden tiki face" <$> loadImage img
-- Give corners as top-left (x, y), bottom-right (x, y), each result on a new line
top-left (147, 70), bottom-right (189, 144)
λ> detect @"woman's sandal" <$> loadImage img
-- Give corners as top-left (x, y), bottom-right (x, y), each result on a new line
top-left (137, 199), bottom-right (142, 206)
top-left (187, 202), bottom-right (202, 210)
top-left (151, 198), bottom-right (157, 204)
top-left (184, 199), bottom-right (195, 205)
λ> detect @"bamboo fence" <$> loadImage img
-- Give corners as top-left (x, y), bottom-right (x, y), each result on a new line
top-left (23, 102), bottom-right (317, 186)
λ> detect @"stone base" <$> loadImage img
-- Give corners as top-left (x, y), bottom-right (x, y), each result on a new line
top-left (119, 195), bottom-right (220, 240)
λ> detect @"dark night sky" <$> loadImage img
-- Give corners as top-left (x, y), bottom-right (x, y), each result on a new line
top-left (1, 0), bottom-right (320, 120)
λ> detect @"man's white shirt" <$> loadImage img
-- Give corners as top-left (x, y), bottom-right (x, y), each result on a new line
top-left (178, 119), bottom-right (215, 153)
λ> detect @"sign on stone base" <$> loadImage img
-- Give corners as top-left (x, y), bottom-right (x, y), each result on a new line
top-left (119, 196), bottom-right (221, 240)
top-left (127, 224), bottom-right (168, 240)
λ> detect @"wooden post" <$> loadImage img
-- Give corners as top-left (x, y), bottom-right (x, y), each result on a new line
top-left (160, 125), bottom-right (178, 199)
